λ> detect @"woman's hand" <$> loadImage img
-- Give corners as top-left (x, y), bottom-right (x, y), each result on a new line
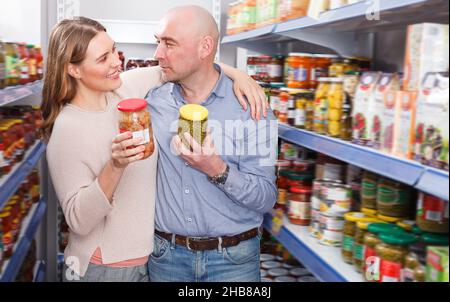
top-left (111, 132), bottom-right (146, 169)
top-left (220, 63), bottom-right (270, 121)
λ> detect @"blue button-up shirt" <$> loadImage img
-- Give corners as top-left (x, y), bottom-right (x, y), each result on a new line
top-left (147, 65), bottom-right (278, 237)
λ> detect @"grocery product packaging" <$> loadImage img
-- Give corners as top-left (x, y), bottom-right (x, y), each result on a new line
top-left (370, 73), bottom-right (400, 150)
top-left (351, 72), bottom-right (381, 146)
top-left (395, 91), bottom-right (418, 159)
top-left (307, 0), bottom-right (329, 19)
top-left (413, 72), bottom-right (449, 171)
top-left (381, 91), bottom-right (399, 154)
top-left (404, 23), bottom-right (449, 91)
top-left (426, 246), bottom-right (449, 282)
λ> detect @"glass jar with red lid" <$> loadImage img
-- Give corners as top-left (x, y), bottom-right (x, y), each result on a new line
top-left (288, 186), bottom-right (312, 226)
top-left (117, 98), bottom-right (155, 160)
top-left (17, 43), bottom-right (30, 85)
top-left (287, 173), bottom-right (314, 188)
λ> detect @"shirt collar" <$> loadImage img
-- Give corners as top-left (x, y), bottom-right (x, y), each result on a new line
top-left (170, 63), bottom-right (227, 105)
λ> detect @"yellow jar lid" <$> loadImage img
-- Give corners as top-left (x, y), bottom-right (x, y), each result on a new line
top-left (377, 214), bottom-right (407, 223)
top-left (344, 212), bottom-right (369, 222)
top-left (357, 219), bottom-right (383, 230)
top-left (397, 220), bottom-right (416, 232)
top-left (361, 208), bottom-right (378, 217)
top-left (179, 104), bottom-right (209, 121)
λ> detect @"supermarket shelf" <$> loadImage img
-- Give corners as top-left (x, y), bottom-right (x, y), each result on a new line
top-left (33, 261), bottom-right (46, 282)
top-left (0, 81), bottom-right (43, 107)
top-left (416, 168), bottom-right (450, 201)
top-left (278, 124), bottom-right (449, 199)
top-left (222, 0), bottom-right (449, 56)
top-left (0, 198), bottom-right (48, 282)
top-left (263, 214), bottom-right (364, 282)
top-left (0, 141), bottom-right (46, 210)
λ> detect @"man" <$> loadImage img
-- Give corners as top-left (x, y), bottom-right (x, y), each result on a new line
top-left (147, 5), bottom-right (278, 282)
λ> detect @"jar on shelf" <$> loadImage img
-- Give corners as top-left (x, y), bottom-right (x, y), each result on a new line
top-left (267, 55), bottom-right (284, 83)
top-left (364, 223), bottom-right (403, 282)
top-left (303, 92), bottom-right (316, 131)
top-left (287, 172), bottom-right (314, 189)
top-left (294, 92), bottom-right (307, 129)
top-left (377, 177), bottom-right (414, 218)
top-left (269, 82), bottom-right (284, 117)
top-left (376, 232), bottom-right (417, 283)
top-left (403, 233), bottom-right (449, 282)
top-left (311, 54), bottom-right (337, 88)
top-left (247, 56), bottom-right (259, 80)
top-left (313, 78), bottom-right (331, 134)
top-left (278, 91), bottom-right (289, 124)
top-left (361, 171), bottom-right (378, 210)
top-left (327, 78), bottom-right (344, 137)
top-left (416, 193), bottom-right (449, 234)
top-left (257, 55), bottom-right (271, 82)
top-left (342, 212), bottom-right (377, 264)
top-left (118, 98), bottom-right (155, 160)
top-left (287, 53), bottom-right (313, 89)
top-left (288, 185), bottom-right (312, 226)
top-left (287, 92), bottom-right (297, 126)
top-left (353, 219), bottom-right (382, 273)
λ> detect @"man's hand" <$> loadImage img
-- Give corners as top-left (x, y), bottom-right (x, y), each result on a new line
top-left (172, 132), bottom-right (227, 178)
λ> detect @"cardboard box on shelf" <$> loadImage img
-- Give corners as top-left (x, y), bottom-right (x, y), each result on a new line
top-left (352, 72), bottom-right (382, 147)
top-left (395, 91), bottom-right (418, 159)
top-left (413, 72), bottom-right (449, 171)
top-left (404, 23), bottom-right (449, 91)
top-left (370, 73), bottom-right (400, 150)
top-left (426, 246), bottom-right (449, 282)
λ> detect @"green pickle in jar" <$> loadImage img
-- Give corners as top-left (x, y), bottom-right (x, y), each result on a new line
top-left (178, 104), bottom-right (209, 150)
top-left (376, 232), bottom-right (417, 283)
top-left (353, 220), bottom-right (381, 273)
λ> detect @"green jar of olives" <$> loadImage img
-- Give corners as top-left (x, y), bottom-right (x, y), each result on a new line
top-left (377, 177), bottom-right (414, 218)
top-left (361, 171), bottom-right (378, 210)
top-left (178, 104), bottom-right (209, 150)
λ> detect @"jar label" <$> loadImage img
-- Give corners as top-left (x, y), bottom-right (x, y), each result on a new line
top-left (289, 201), bottom-right (311, 220)
top-left (5, 55), bottom-right (19, 79)
top-left (295, 68), bottom-right (309, 82)
top-left (270, 96), bottom-right (280, 112)
top-left (247, 65), bottom-right (257, 77)
top-left (403, 268), bottom-right (415, 282)
top-left (354, 243), bottom-right (365, 261)
top-left (343, 235), bottom-right (354, 252)
top-left (279, 101), bottom-right (288, 115)
top-left (365, 256), bottom-right (381, 281)
top-left (418, 194), bottom-right (448, 222)
top-left (295, 109), bottom-right (306, 126)
top-left (380, 260), bottom-right (402, 282)
top-left (129, 129), bottom-right (150, 145)
top-left (267, 64), bottom-right (282, 78)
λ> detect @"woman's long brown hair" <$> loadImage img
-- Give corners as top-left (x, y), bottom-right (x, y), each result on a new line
top-left (40, 17), bottom-right (106, 141)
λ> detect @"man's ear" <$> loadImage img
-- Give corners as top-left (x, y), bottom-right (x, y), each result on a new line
top-left (68, 63), bottom-right (82, 80)
top-left (200, 36), bottom-right (215, 60)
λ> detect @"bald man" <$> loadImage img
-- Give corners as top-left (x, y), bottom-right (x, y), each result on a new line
top-left (146, 6), bottom-right (278, 282)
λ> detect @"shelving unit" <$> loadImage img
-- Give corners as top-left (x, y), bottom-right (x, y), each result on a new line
top-left (263, 213), bottom-right (364, 282)
top-left (33, 261), bottom-right (46, 282)
top-left (223, 0), bottom-right (449, 283)
top-left (223, 0), bottom-right (449, 56)
top-left (0, 198), bottom-right (48, 282)
top-left (1, 81), bottom-right (47, 283)
top-left (279, 124), bottom-right (449, 200)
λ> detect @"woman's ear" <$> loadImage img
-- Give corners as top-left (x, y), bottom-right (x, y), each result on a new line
top-left (68, 63), bottom-right (82, 80)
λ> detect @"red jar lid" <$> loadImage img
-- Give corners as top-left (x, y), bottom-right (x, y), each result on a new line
top-left (290, 186), bottom-right (312, 194)
top-left (117, 98), bottom-right (147, 112)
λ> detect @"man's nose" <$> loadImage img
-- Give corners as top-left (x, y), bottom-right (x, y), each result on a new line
top-left (154, 44), bottom-right (164, 61)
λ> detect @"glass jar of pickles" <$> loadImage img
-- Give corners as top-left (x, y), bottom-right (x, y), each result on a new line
top-left (304, 92), bottom-right (315, 131)
top-left (118, 98), bottom-right (155, 160)
top-left (353, 220), bottom-right (381, 273)
top-left (377, 177), bottom-right (414, 218)
top-left (342, 212), bottom-right (376, 264)
top-left (178, 104), bottom-right (209, 151)
top-left (313, 78), bottom-right (331, 134)
top-left (376, 232), bottom-right (417, 283)
top-left (294, 92), bottom-right (309, 129)
top-left (361, 171), bottom-right (378, 210)
top-left (327, 78), bottom-right (344, 137)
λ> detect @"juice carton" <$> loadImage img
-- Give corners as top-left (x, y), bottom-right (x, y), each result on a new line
top-left (352, 72), bottom-right (381, 146)
top-left (404, 23), bottom-right (449, 91)
top-left (413, 72), bottom-right (449, 171)
top-left (426, 246), bottom-right (449, 282)
top-left (395, 91), bottom-right (418, 159)
top-left (370, 73), bottom-right (400, 150)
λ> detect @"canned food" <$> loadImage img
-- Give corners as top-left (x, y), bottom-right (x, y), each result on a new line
top-left (261, 261), bottom-right (282, 270)
top-left (290, 268), bottom-right (310, 277)
top-left (320, 183), bottom-right (352, 212)
top-left (260, 254), bottom-right (276, 262)
top-left (319, 208), bottom-right (347, 247)
top-left (275, 276), bottom-right (297, 282)
top-left (268, 268), bottom-right (289, 278)
top-left (298, 276), bottom-right (320, 282)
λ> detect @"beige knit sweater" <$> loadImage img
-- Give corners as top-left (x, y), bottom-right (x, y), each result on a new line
top-left (46, 67), bottom-right (163, 277)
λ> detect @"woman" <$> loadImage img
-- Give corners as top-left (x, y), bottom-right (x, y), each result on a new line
top-left (42, 17), bottom-right (268, 282)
